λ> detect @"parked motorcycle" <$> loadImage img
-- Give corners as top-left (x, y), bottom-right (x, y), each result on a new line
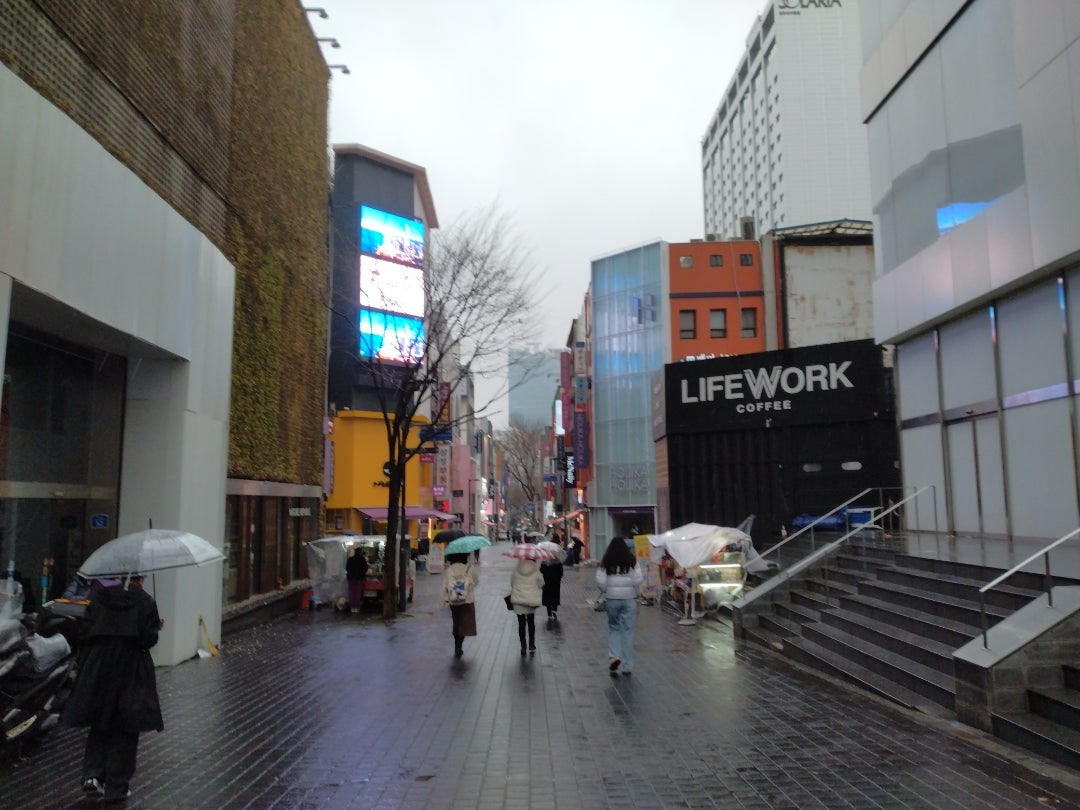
top-left (0, 586), bottom-right (79, 756)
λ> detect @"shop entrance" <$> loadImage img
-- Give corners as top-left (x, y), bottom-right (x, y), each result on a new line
top-left (0, 325), bottom-right (125, 601)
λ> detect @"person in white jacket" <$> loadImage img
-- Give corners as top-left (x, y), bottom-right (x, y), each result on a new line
top-left (510, 558), bottom-right (543, 655)
top-left (442, 553), bottom-right (479, 658)
top-left (596, 537), bottom-right (643, 676)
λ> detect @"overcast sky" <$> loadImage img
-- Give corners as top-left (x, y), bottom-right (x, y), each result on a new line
top-left (313, 0), bottom-right (767, 425)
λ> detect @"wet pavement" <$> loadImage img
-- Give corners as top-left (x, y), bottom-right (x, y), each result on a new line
top-left (5, 544), bottom-right (1080, 809)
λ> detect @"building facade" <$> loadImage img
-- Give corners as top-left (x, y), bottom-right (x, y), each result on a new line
top-left (866, 0), bottom-right (1080, 541)
top-left (1, 1), bottom-right (328, 663)
top-left (588, 243), bottom-right (667, 558)
top-left (508, 347), bottom-right (562, 429)
top-left (327, 145), bottom-right (441, 543)
top-left (668, 240), bottom-right (766, 361)
top-left (701, 0), bottom-right (870, 240)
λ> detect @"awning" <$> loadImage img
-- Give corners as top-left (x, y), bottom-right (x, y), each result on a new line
top-left (355, 506), bottom-right (459, 521)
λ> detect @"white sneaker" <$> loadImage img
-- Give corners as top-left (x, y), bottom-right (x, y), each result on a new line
top-left (82, 778), bottom-right (104, 797)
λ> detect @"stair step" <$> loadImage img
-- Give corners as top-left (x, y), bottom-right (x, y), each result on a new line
top-left (775, 601), bottom-right (819, 625)
top-left (803, 576), bottom-right (858, 598)
top-left (759, 613), bottom-right (801, 640)
top-left (856, 579), bottom-right (1011, 627)
top-left (817, 606), bottom-right (957, 675)
top-left (742, 623), bottom-right (784, 653)
top-left (1030, 687), bottom-right (1080, 734)
top-left (993, 712), bottom-right (1080, 771)
top-left (836, 591), bottom-right (978, 648)
top-left (780, 633), bottom-right (946, 714)
top-left (877, 565), bottom-right (1041, 611)
top-left (833, 553), bottom-right (894, 573)
top-left (896, 554), bottom-right (1080, 592)
top-left (799, 621), bottom-right (955, 710)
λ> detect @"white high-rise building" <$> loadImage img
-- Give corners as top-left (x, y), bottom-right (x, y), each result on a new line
top-left (701, 0), bottom-right (870, 240)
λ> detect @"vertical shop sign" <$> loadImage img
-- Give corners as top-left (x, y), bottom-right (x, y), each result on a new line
top-left (560, 350), bottom-right (572, 388)
top-left (573, 341), bottom-right (586, 376)
top-left (435, 443), bottom-right (451, 492)
top-left (573, 410), bottom-right (589, 467)
top-left (574, 375), bottom-right (588, 404)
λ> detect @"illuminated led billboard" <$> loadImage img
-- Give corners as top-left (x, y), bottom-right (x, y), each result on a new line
top-left (359, 205), bottom-right (425, 269)
top-left (358, 310), bottom-right (425, 365)
top-left (359, 254), bottom-right (424, 319)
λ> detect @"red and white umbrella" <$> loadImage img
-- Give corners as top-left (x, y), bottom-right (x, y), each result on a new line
top-left (502, 544), bottom-right (560, 562)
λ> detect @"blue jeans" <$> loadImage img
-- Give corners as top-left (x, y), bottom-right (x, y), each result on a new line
top-left (605, 597), bottom-right (637, 671)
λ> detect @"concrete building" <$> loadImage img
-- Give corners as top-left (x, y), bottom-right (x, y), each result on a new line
top-left (701, 0), bottom-right (870, 240)
top-left (327, 145), bottom-right (441, 544)
top-left (1, 2), bottom-right (329, 663)
top-left (865, 1), bottom-right (1080, 541)
top-left (508, 347), bottom-right (562, 429)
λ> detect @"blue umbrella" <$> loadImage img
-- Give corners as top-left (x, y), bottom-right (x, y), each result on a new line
top-left (443, 535), bottom-right (491, 555)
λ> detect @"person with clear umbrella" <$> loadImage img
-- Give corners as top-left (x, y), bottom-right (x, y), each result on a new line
top-left (61, 574), bottom-right (164, 803)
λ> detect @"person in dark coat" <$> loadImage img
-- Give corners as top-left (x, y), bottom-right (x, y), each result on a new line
top-left (345, 546), bottom-right (369, 613)
top-left (541, 558), bottom-right (563, 621)
top-left (61, 576), bottom-right (163, 804)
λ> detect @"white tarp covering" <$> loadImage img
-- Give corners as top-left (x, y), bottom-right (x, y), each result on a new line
top-left (647, 523), bottom-right (774, 574)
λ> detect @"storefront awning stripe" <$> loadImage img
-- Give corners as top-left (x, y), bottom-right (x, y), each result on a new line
top-left (355, 506), bottom-right (458, 521)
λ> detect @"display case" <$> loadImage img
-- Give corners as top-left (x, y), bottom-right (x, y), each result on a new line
top-left (694, 551), bottom-right (746, 607)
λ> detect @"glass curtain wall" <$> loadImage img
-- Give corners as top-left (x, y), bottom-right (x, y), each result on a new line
top-left (590, 243), bottom-right (664, 559)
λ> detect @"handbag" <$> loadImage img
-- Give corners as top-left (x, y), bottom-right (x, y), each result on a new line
top-left (504, 594), bottom-right (514, 611)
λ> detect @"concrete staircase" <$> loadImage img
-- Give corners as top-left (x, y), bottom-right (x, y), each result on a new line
top-left (993, 664), bottom-right (1080, 770)
top-left (740, 543), bottom-right (1080, 745)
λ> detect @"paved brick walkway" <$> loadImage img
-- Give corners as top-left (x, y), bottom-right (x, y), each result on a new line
top-left (5, 544), bottom-right (1080, 809)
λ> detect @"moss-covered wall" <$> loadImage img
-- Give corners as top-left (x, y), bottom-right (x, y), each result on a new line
top-left (226, 3), bottom-right (328, 483)
top-left (0, 0), bottom-right (330, 486)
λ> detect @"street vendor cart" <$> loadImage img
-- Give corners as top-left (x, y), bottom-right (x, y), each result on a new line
top-left (306, 535), bottom-right (413, 609)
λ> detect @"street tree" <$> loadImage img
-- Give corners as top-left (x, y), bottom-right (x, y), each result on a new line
top-left (496, 418), bottom-right (548, 531)
top-left (345, 206), bottom-right (539, 618)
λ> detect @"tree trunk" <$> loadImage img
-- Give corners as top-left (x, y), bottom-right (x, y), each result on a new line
top-left (382, 464), bottom-right (401, 619)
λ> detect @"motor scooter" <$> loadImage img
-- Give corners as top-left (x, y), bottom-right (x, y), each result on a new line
top-left (0, 589), bottom-right (79, 757)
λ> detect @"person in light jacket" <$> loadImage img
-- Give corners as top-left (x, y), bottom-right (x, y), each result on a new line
top-left (597, 537), bottom-right (643, 676)
top-left (510, 558), bottom-right (543, 655)
top-left (442, 553), bottom-right (479, 658)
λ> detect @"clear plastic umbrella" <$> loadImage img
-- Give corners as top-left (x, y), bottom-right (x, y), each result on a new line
top-left (77, 529), bottom-right (224, 578)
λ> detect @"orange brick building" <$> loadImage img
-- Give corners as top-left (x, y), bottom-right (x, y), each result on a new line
top-left (667, 240), bottom-right (766, 360)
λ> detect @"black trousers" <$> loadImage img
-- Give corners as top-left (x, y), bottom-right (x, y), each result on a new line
top-left (516, 613), bottom-right (536, 650)
top-left (83, 725), bottom-right (139, 799)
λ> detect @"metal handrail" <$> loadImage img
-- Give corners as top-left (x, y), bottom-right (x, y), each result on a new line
top-left (978, 527), bottom-right (1080, 648)
top-left (760, 488), bottom-right (872, 560)
top-left (734, 487), bottom-right (928, 611)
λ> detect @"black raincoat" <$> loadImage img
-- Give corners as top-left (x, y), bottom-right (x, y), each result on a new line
top-left (61, 584), bottom-right (164, 733)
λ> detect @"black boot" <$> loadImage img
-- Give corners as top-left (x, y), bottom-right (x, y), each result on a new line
top-left (454, 635), bottom-right (463, 658)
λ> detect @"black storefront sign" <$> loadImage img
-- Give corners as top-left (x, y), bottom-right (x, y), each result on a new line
top-left (663, 339), bottom-right (883, 434)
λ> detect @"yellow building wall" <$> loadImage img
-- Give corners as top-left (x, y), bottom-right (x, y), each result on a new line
top-left (325, 411), bottom-right (432, 538)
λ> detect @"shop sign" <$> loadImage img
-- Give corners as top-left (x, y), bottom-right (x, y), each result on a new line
top-left (287, 507), bottom-right (311, 517)
top-left (572, 410), bottom-right (589, 467)
top-left (608, 464), bottom-right (651, 497)
top-left (664, 340), bottom-right (882, 433)
top-left (560, 350), bottom-right (572, 388)
top-left (779, 0), bottom-right (842, 12)
top-left (573, 341), bottom-right (586, 376)
top-left (419, 453), bottom-right (434, 463)
top-left (574, 375), bottom-right (588, 404)
top-left (564, 453), bottom-right (576, 486)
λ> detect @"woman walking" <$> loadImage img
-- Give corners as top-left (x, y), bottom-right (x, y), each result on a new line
top-left (442, 552), bottom-right (479, 658)
top-left (541, 556), bottom-right (563, 622)
top-left (510, 557), bottom-right (543, 655)
top-left (61, 575), bottom-right (164, 804)
top-left (597, 537), bottom-right (643, 676)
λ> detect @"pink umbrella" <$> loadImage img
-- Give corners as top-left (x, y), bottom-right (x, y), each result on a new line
top-left (502, 544), bottom-right (559, 562)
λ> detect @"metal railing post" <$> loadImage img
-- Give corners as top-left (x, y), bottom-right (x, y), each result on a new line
top-left (980, 591), bottom-right (989, 648)
top-left (1046, 552), bottom-right (1054, 607)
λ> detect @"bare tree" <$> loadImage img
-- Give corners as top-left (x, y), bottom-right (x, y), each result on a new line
top-left (496, 418), bottom-right (548, 530)
top-left (355, 206), bottom-right (540, 618)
